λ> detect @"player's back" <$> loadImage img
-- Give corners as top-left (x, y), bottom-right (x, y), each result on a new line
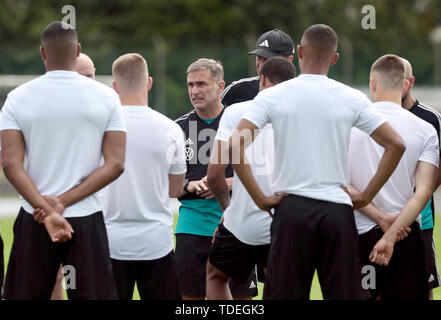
top-left (349, 101), bottom-right (439, 234)
top-left (245, 74), bottom-right (384, 205)
top-left (103, 106), bottom-right (186, 260)
top-left (104, 106), bottom-right (185, 223)
top-left (1, 70), bottom-right (124, 217)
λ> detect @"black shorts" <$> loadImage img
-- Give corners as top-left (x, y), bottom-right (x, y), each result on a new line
top-left (420, 228), bottom-right (440, 289)
top-left (208, 223), bottom-right (269, 284)
top-left (111, 251), bottom-right (181, 300)
top-left (358, 222), bottom-right (428, 299)
top-left (3, 208), bottom-right (118, 300)
top-left (175, 233), bottom-right (258, 298)
top-left (263, 194), bottom-right (367, 300)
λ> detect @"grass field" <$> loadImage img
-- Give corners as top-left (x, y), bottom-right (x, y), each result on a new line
top-left (1, 213), bottom-right (441, 300)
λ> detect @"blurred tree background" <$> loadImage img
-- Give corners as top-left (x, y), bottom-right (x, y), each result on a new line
top-left (1, 0), bottom-right (441, 118)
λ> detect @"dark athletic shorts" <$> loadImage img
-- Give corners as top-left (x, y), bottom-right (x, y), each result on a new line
top-left (175, 233), bottom-right (258, 298)
top-left (111, 251), bottom-right (181, 300)
top-left (209, 223), bottom-right (269, 284)
top-left (263, 194), bottom-right (367, 300)
top-left (420, 228), bottom-right (440, 289)
top-left (3, 208), bottom-right (118, 300)
top-left (358, 222), bottom-right (428, 299)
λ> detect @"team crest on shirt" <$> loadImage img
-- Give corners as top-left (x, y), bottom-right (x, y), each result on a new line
top-left (185, 138), bottom-right (194, 161)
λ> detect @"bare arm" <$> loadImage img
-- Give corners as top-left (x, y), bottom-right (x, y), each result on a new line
top-left (348, 184), bottom-right (410, 237)
top-left (230, 119), bottom-right (286, 214)
top-left (169, 173), bottom-right (186, 198)
top-left (1, 130), bottom-right (73, 242)
top-left (351, 122), bottom-right (406, 209)
top-left (369, 161), bottom-right (437, 266)
top-left (57, 131), bottom-right (126, 208)
top-left (207, 140), bottom-right (230, 211)
top-left (434, 159), bottom-right (441, 190)
top-left (2, 130), bottom-right (60, 216)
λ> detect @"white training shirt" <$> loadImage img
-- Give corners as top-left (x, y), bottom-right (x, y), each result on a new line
top-left (243, 74), bottom-right (386, 206)
top-left (349, 101), bottom-right (439, 234)
top-left (0, 70), bottom-right (126, 218)
top-left (103, 106), bottom-right (186, 260)
top-left (216, 101), bottom-right (274, 245)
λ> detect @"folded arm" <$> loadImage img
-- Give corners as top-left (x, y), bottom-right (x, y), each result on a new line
top-left (369, 161), bottom-right (437, 266)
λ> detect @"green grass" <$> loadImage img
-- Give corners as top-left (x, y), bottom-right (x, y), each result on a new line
top-left (1, 214), bottom-right (440, 300)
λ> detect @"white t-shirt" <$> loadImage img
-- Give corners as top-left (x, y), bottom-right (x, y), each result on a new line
top-left (0, 70), bottom-right (126, 217)
top-left (349, 101), bottom-right (439, 234)
top-left (103, 106), bottom-right (186, 260)
top-left (216, 101), bottom-right (274, 245)
top-left (243, 74), bottom-right (386, 206)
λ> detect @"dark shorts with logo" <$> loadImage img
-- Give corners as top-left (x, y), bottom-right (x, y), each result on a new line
top-left (420, 228), bottom-right (440, 289)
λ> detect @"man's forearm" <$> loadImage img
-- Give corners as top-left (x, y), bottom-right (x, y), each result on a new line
top-left (208, 176), bottom-right (230, 212)
top-left (3, 164), bottom-right (54, 215)
top-left (350, 184), bottom-right (389, 226)
top-left (434, 165), bottom-right (441, 191)
top-left (358, 203), bottom-right (388, 225)
top-left (58, 161), bottom-right (124, 208)
top-left (383, 189), bottom-right (432, 243)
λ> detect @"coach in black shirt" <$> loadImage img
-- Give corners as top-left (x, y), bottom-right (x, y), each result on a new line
top-left (221, 29), bottom-right (295, 106)
top-left (174, 58), bottom-right (257, 300)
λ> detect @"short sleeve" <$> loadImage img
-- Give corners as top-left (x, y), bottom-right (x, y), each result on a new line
top-left (105, 97), bottom-right (127, 132)
top-left (354, 100), bottom-right (387, 135)
top-left (243, 93), bottom-right (271, 129)
top-left (168, 125), bottom-right (187, 175)
top-left (419, 131), bottom-right (440, 167)
top-left (0, 96), bottom-right (21, 131)
top-left (215, 109), bottom-right (234, 142)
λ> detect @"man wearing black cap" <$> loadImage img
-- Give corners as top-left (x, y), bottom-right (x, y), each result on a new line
top-left (221, 29), bottom-right (295, 106)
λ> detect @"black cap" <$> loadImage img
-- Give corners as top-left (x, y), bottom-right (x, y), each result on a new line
top-left (249, 29), bottom-right (294, 59)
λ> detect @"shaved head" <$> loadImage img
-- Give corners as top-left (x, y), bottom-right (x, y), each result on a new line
top-left (41, 21), bottom-right (79, 66)
top-left (301, 24), bottom-right (338, 60)
top-left (76, 53), bottom-right (95, 79)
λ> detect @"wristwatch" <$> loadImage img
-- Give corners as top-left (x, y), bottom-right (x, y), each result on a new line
top-left (183, 179), bottom-right (190, 193)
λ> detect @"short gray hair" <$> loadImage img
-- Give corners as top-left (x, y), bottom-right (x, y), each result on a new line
top-left (187, 58), bottom-right (224, 82)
